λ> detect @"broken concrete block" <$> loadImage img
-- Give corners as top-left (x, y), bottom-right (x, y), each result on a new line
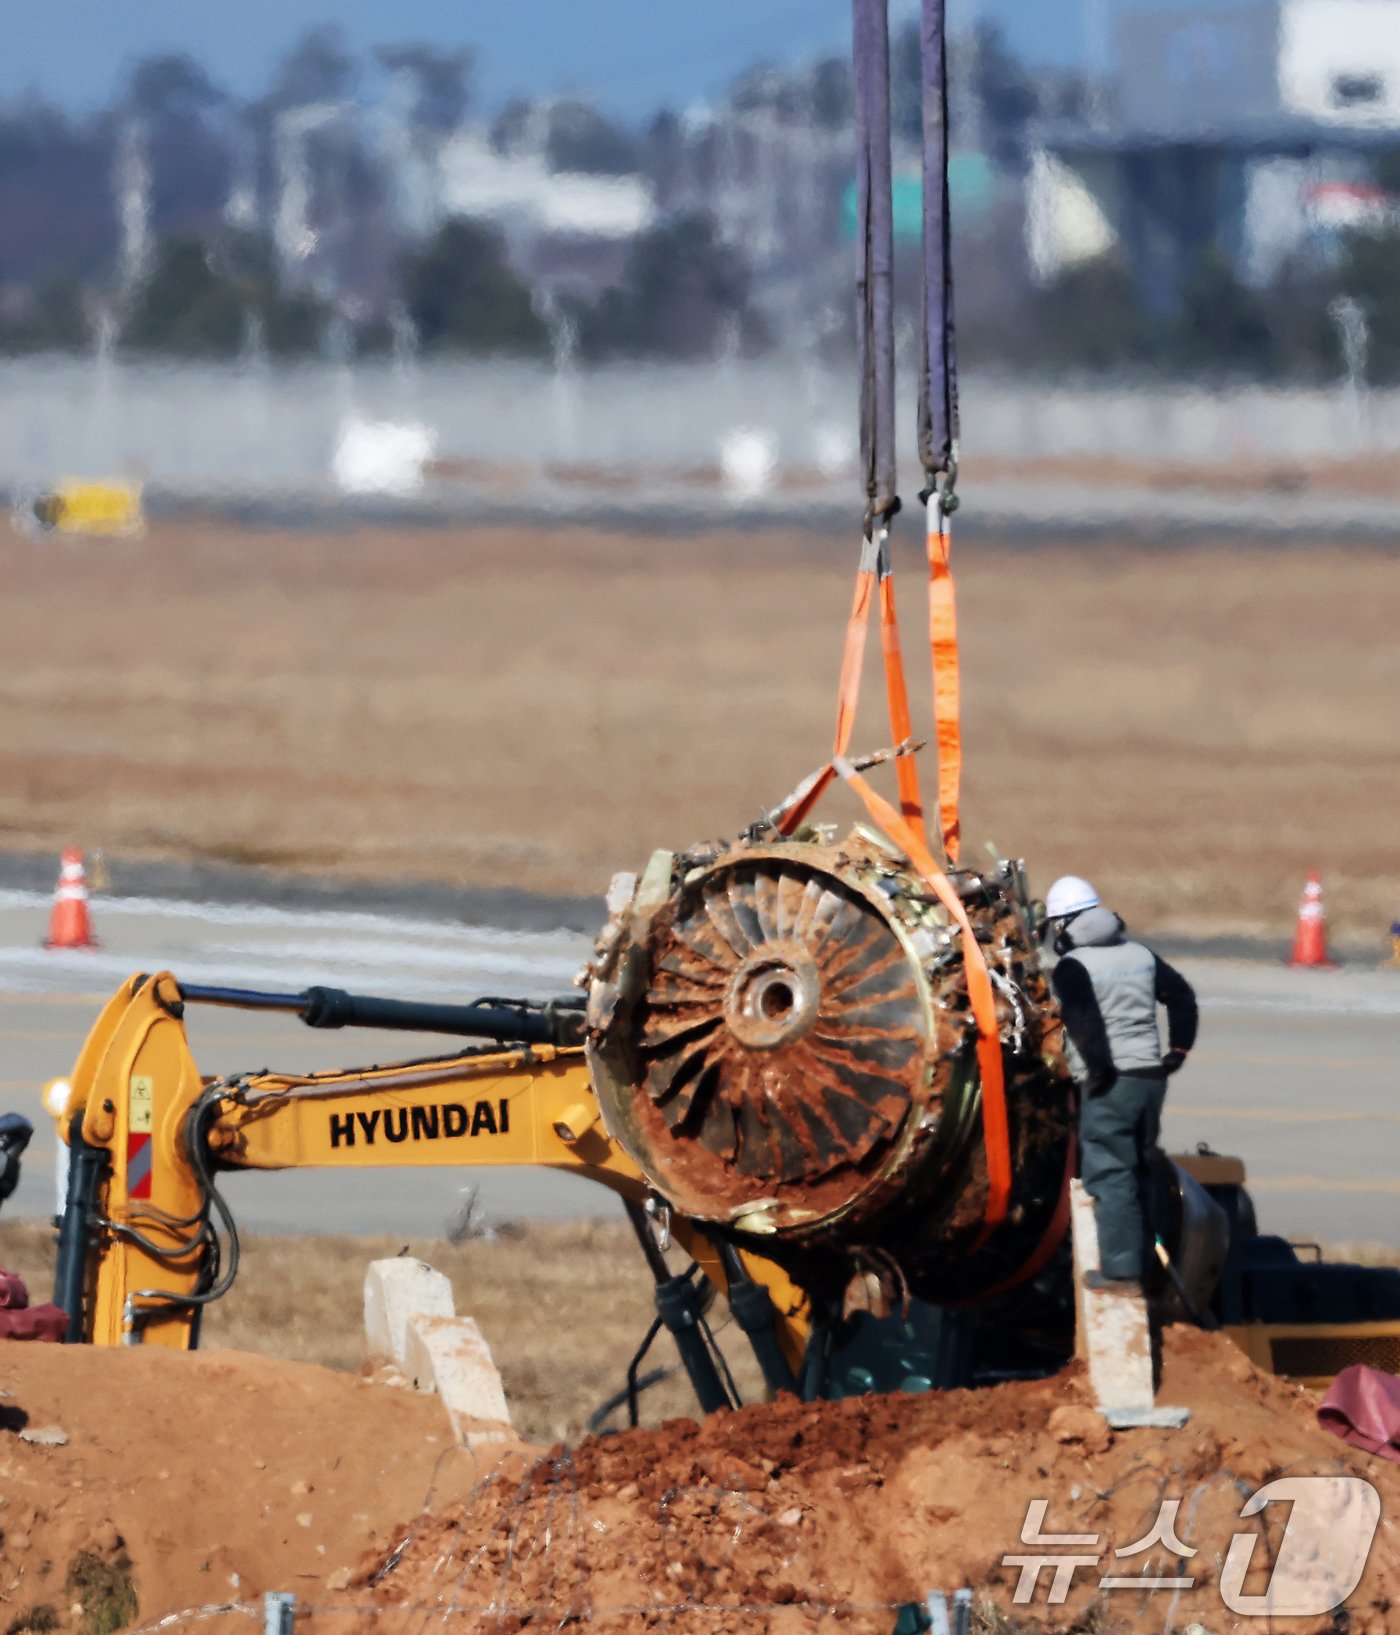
top-left (402, 1313), bottom-right (512, 1448)
top-left (364, 1259), bottom-right (455, 1369)
top-left (18, 1424), bottom-right (68, 1446)
top-left (1071, 1181), bottom-right (1190, 1430)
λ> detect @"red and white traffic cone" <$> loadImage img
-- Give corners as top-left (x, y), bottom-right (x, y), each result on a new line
top-left (1288, 871), bottom-right (1337, 970)
top-left (44, 847), bottom-right (98, 951)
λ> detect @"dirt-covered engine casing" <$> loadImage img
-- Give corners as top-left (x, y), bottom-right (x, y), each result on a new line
top-left (584, 830), bottom-right (1075, 1309)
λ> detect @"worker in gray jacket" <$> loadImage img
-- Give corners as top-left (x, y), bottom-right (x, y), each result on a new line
top-left (1044, 877), bottom-right (1198, 1292)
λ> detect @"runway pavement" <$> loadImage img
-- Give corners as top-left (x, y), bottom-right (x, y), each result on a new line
top-left (0, 886), bottom-right (1396, 1248)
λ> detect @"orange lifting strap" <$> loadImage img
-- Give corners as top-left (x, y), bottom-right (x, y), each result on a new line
top-left (834, 756), bottom-right (1012, 1238)
top-left (926, 501), bottom-right (963, 865)
top-left (776, 501), bottom-right (1011, 1239)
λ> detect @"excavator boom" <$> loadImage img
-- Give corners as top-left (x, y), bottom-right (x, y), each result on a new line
top-left (50, 971), bottom-right (809, 1379)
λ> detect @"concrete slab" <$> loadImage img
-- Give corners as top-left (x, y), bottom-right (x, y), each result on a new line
top-left (403, 1312), bottom-right (513, 1448)
top-left (1071, 1180), bottom-right (1190, 1426)
top-left (364, 1257), bottom-right (455, 1366)
top-left (1103, 1405), bottom-right (1193, 1429)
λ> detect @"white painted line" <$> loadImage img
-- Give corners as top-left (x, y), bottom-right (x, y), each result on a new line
top-left (0, 888), bottom-right (590, 945)
top-left (0, 893), bottom-right (595, 1000)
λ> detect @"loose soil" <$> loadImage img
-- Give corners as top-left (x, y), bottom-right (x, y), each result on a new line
top-left (0, 520), bottom-right (1396, 942)
top-left (347, 1327), bottom-right (1400, 1635)
top-left (0, 1342), bottom-right (490, 1635)
top-left (0, 1330), bottom-right (1396, 1635)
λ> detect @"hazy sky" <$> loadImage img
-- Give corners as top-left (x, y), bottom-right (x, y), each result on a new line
top-left (7, 0), bottom-right (1248, 117)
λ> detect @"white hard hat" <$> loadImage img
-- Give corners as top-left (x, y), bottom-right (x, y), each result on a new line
top-left (1045, 876), bottom-right (1101, 921)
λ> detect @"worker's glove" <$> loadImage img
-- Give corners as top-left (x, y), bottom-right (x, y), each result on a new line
top-left (1162, 1049), bottom-right (1189, 1077)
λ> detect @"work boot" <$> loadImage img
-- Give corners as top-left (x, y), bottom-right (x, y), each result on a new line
top-left (1083, 1271), bottom-right (1143, 1296)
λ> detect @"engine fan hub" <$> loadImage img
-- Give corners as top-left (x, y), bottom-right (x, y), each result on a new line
top-left (725, 948), bottom-right (821, 1049)
top-left (585, 839), bottom-right (943, 1221)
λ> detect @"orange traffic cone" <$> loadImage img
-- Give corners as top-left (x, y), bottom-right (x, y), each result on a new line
top-left (44, 847), bottom-right (98, 951)
top-left (1288, 871), bottom-right (1337, 969)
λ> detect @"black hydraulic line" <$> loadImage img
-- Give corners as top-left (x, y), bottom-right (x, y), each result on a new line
top-left (55, 1112), bottom-right (104, 1343)
top-left (178, 983), bottom-right (586, 1046)
top-left (624, 1201), bottom-right (737, 1417)
top-left (1154, 1236), bottom-right (1220, 1332)
top-left (585, 1353), bottom-right (675, 1437)
top-left (300, 987), bottom-right (570, 1043)
top-left (654, 1279), bottom-right (735, 1417)
top-left (176, 985), bottom-right (308, 1013)
top-left (717, 1242), bottom-right (798, 1398)
top-left (623, 1318), bottom-right (666, 1431)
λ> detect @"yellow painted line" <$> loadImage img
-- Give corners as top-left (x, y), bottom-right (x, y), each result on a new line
top-left (1250, 1176), bottom-right (1400, 1196)
top-left (1168, 1107), bottom-right (1400, 1125)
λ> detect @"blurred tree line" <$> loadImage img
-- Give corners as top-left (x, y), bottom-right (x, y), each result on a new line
top-left (62, 209), bottom-right (753, 362)
top-left (5, 18), bottom-right (1400, 381)
top-left (0, 22), bottom-right (759, 364)
top-left (1024, 231), bottom-right (1400, 383)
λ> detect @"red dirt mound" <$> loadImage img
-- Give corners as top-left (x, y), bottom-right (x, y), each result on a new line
top-left (3, 1331), bottom-right (1399, 1635)
top-left (347, 1329), bottom-right (1400, 1635)
top-left (0, 1343), bottom-right (504, 1635)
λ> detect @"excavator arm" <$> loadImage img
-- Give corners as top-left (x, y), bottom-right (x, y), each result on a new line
top-left (49, 972), bottom-right (810, 1392)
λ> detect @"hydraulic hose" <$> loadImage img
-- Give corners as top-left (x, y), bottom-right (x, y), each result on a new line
top-left (178, 983), bottom-right (586, 1046)
top-left (55, 1111), bottom-right (104, 1343)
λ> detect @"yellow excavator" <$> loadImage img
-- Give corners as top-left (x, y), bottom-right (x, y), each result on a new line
top-left (43, 831), bottom-right (1400, 1416)
top-left (46, 953), bottom-right (808, 1413)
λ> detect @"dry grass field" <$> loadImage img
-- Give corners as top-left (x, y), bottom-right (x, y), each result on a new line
top-left (0, 517), bottom-right (1396, 941)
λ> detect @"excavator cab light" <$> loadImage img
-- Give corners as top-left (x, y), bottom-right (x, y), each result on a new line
top-left (553, 1102), bottom-right (601, 1144)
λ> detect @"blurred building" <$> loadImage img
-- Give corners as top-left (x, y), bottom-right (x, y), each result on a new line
top-left (438, 132), bottom-right (653, 241)
top-left (1029, 0), bottom-right (1400, 304)
top-left (436, 129), bottom-right (654, 295)
top-left (664, 104), bottom-right (851, 295)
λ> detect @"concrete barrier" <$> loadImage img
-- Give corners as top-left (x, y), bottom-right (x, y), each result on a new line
top-left (403, 1313), bottom-right (513, 1448)
top-left (363, 1257), bottom-right (513, 1447)
top-left (1071, 1181), bottom-right (1189, 1429)
top-left (364, 1258), bottom-right (455, 1366)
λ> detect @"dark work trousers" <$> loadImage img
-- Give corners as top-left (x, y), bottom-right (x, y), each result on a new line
top-left (1079, 1071), bottom-right (1167, 1281)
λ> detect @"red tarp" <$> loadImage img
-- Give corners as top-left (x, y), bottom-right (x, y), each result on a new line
top-left (0, 1267), bottom-right (66, 1342)
top-left (1319, 1365), bottom-right (1400, 1464)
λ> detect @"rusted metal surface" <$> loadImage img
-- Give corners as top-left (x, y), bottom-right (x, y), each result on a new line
top-left (641, 858), bottom-right (924, 1187)
top-left (584, 829), bottom-right (1075, 1310)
